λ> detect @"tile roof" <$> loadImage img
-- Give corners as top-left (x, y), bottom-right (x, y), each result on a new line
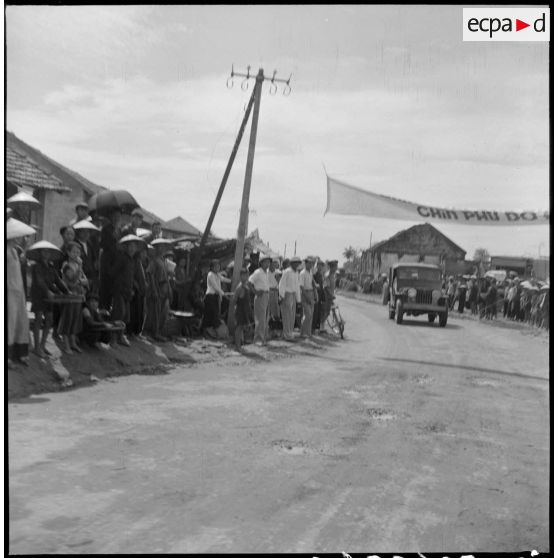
top-left (6, 146), bottom-right (69, 192)
top-left (6, 131), bottom-right (107, 197)
top-left (366, 222), bottom-right (467, 257)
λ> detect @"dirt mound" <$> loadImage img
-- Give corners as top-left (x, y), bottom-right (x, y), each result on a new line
top-left (8, 333), bottom-right (341, 400)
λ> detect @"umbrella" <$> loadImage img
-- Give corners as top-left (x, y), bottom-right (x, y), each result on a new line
top-left (6, 217), bottom-right (36, 240)
top-left (88, 189), bottom-right (139, 216)
top-left (7, 191), bottom-right (41, 207)
top-left (26, 240), bottom-right (63, 262)
top-left (73, 220), bottom-right (101, 232)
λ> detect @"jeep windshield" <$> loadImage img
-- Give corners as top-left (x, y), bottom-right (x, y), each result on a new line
top-left (396, 268), bottom-right (441, 281)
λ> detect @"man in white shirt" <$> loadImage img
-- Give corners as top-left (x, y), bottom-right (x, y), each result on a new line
top-left (299, 256), bottom-right (316, 338)
top-left (249, 255), bottom-right (271, 345)
top-left (278, 256), bottom-right (301, 341)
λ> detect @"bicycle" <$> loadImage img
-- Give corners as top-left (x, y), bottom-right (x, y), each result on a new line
top-left (326, 301), bottom-right (345, 339)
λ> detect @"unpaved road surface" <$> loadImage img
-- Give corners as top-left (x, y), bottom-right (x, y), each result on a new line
top-left (8, 296), bottom-right (549, 553)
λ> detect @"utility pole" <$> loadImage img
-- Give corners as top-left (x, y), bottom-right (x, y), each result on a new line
top-left (187, 87), bottom-right (257, 290)
top-left (226, 65), bottom-right (292, 332)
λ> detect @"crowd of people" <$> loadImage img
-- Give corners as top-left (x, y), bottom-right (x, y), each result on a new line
top-left (444, 274), bottom-right (549, 328)
top-left (355, 269), bottom-right (549, 330)
top-left (201, 255), bottom-right (340, 350)
top-left (7, 201), bottom-right (342, 368)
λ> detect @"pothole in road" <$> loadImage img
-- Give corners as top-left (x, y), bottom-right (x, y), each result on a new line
top-left (417, 421), bottom-right (448, 434)
top-left (412, 374), bottom-right (434, 385)
top-left (365, 408), bottom-right (398, 421)
top-left (272, 439), bottom-right (313, 455)
top-left (468, 376), bottom-right (500, 388)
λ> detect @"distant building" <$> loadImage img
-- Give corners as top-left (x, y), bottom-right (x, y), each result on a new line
top-left (163, 216), bottom-right (202, 240)
top-left (359, 222), bottom-right (467, 278)
top-left (489, 255), bottom-right (549, 280)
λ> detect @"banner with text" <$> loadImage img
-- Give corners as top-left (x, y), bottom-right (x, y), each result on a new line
top-left (325, 176), bottom-right (549, 226)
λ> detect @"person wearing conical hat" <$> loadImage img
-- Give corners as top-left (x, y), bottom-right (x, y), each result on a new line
top-left (278, 256), bottom-right (301, 341)
top-left (58, 241), bottom-right (88, 354)
top-left (29, 245), bottom-right (68, 358)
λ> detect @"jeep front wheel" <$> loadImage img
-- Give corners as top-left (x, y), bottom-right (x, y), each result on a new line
top-left (396, 299), bottom-right (404, 324)
top-left (439, 312), bottom-right (448, 327)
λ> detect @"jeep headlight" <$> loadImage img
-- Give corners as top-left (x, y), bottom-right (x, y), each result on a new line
top-left (432, 289), bottom-right (441, 303)
top-left (408, 288), bottom-right (417, 300)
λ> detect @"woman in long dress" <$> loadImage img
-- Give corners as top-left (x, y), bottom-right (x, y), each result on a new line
top-left (7, 239), bottom-right (30, 365)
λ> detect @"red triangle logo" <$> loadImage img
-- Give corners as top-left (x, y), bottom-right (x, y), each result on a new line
top-left (516, 19), bottom-right (530, 31)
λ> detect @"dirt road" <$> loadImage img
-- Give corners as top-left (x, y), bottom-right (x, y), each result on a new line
top-left (8, 296), bottom-right (549, 553)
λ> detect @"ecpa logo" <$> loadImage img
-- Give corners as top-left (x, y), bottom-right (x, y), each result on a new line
top-left (463, 8), bottom-right (549, 42)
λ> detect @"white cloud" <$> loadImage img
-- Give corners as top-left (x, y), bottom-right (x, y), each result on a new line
top-left (6, 5), bottom-right (549, 259)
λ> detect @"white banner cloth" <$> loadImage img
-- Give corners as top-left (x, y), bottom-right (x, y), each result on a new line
top-left (325, 176), bottom-right (549, 226)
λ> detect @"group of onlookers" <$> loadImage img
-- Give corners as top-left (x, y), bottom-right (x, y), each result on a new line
top-left (7, 199), bottom-right (344, 368)
top-left (443, 274), bottom-right (548, 327)
top-left (202, 255), bottom-right (339, 350)
top-left (7, 203), bottom-right (188, 367)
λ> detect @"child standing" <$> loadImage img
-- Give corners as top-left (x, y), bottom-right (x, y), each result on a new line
top-left (30, 248), bottom-right (68, 358)
top-left (58, 241), bottom-right (88, 354)
top-left (233, 268), bottom-right (251, 351)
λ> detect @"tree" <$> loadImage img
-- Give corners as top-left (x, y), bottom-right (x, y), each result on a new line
top-left (343, 246), bottom-right (356, 262)
top-left (473, 247), bottom-right (490, 263)
top-left (473, 247), bottom-right (490, 276)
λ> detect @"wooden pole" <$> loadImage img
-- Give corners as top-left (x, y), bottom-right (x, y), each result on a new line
top-left (187, 87), bottom-right (257, 289)
top-left (227, 69), bottom-right (264, 332)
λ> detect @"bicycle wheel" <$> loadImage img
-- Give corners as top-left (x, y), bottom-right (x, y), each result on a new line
top-left (336, 309), bottom-right (345, 339)
top-left (327, 308), bottom-right (343, 338)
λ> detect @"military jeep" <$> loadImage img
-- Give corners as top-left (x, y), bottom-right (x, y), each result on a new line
top-left (388, 263), bottom-right (448, 327)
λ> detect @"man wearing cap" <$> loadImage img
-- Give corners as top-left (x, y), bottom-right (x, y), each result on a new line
top-left (278, 256), bottom-right (301, 341)
top-left (121, 209), bottom-right (144, 237)
top-left (249, 255), bottom-right (271, 345)
top-left (69, 202), bottom-right (92, 226)
top-left (322, 260), bottom-right (338, 332)
top-left (299, 257), bottom-right (316, 338)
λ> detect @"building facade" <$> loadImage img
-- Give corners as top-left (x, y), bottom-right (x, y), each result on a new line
top-left (359, 223), bottom-right (467, 278)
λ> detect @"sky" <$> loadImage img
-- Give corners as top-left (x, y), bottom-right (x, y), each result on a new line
top-left (6, 5), bottom-right (550, 261)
